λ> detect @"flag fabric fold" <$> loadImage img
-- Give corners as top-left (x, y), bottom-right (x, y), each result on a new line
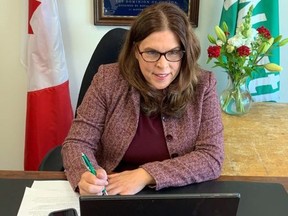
top-left (24, 0), bottom-right (73, 170)
top-left (220, 0), bottom-right (280, 102)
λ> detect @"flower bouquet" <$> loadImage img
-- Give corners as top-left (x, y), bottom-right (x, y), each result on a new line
top-left (207, 5), bottom-right (288, 115)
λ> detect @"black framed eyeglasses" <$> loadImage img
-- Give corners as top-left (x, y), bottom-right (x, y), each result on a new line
top-left (137, 46), bottom-right (185, 62)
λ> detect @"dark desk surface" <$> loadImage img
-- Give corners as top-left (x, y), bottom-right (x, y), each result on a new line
top-left (1, 171), bottom-right (288, 216)
top-left (1, 170), bottom-right (287, 191)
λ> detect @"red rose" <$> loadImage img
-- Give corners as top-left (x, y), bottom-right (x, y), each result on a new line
top-left (207, 45), bottom-right (221, 58)
top-left (257, 26), bottom-right (271, 39)
top-left (237, 45), bottom-right (250, 57)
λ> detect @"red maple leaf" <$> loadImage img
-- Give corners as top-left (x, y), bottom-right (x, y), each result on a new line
top-left (28, 0), bottom-right (41, 34)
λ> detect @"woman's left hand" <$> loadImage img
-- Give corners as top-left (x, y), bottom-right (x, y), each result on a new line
top-left (106, 168), bottom-right (155, 195)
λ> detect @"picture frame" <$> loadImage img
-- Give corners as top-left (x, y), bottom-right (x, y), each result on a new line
top-left (94, 0), bottom-right (200, 27)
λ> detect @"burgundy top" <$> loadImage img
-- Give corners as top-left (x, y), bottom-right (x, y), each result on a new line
top-left (115, 112), bottom-right (170, 172)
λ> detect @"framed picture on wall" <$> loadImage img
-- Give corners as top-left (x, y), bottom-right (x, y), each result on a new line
top-left (93, 0), bottom-right (200, 27)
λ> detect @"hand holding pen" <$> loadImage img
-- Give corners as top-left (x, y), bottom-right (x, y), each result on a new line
top-left (81, 153), bottom-right (108, 195)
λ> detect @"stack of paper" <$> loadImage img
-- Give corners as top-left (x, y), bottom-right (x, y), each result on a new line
top-left (17, 180), bottom-right (79, 216)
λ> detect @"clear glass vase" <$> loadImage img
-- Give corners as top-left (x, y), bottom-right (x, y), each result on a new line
top-left (220, 75), bottom-right (252, 115)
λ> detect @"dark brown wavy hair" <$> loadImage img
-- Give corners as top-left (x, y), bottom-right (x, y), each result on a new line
top-left (118, 2), bottom-right (201, 118)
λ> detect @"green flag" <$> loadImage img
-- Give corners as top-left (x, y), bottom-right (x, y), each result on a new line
top-left (220, 0), bottom-right (280, 102)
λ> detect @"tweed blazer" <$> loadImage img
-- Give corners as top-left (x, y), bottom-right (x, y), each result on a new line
top-left (62, 63), bottom-right (224, 191)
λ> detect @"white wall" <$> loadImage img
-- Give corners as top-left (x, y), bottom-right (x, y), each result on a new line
top-left (0, 0), bottom-right (287, 170)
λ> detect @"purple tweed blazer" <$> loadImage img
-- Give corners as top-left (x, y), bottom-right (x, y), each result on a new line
top-left (62, 63), bottom-right (224, 191)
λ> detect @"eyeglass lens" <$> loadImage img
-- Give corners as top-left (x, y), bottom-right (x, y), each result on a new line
top-left (138, 48), bottom-right (184, 62)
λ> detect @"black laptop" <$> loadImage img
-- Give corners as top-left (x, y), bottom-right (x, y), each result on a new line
top-left (79, 193), bottom-right (240, 216)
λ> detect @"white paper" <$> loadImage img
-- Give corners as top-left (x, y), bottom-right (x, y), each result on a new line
top-left (32, 180), bottom-right (76, 195)
top-left (17, 180), bottom-right (80, 216)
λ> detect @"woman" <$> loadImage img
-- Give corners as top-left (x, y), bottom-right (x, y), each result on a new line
top-left (62, 2), bottom-right (224, 195)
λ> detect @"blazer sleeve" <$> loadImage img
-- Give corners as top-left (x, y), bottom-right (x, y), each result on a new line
top-left (61, 65), bottom-right (109, 190)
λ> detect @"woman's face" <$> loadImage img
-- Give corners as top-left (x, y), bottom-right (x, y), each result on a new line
top-left (135, 30), bottom-right (182, 90)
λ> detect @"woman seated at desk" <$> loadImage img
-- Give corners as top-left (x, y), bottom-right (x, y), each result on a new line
top-left (62, 2), bottom-right (224, 195)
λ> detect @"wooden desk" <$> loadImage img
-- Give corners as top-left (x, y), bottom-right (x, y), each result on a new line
top-left (1, 173), bottom-right (288, 216)
top-left (0, 170), bottom-right (66, 179)
top-left (0, 170), bottom-right (287, 192)
top-left (1, 171), bottom-right (287, 216)
top-left (222, 102), bottom-right (288, 177)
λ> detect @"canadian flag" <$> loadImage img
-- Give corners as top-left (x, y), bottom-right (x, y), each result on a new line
top-left (24, 0), bottom-right (73, 170)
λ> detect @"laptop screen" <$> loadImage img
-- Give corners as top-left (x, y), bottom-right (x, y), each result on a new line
top-left (80, 193), bottom-right (240, 216)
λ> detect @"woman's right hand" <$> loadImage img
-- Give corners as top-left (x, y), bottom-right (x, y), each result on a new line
top-left (78, 169), bottom-right (108, 195)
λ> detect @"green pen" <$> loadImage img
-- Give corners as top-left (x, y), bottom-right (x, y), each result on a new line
top-left (81, 153), bottom-right (108, 195)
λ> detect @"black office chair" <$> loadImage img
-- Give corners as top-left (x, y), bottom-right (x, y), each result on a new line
top-left (76, 27), bottom-right (128, 110)
top-left (38, 28), bottom-right (128, 171)
top-left (38, 145), bottom-right (64, 171)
